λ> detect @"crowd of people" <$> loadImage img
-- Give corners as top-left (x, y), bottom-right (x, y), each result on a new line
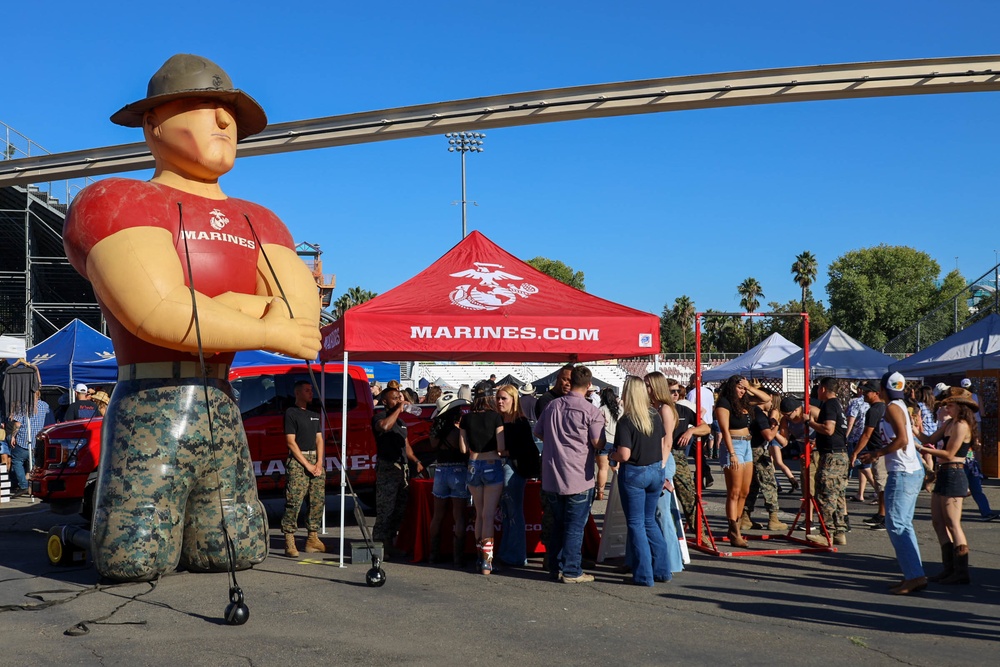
top-left (1, 382), bottom-right (110, 498)
top-left (353, 367), bottom-right (996, 593)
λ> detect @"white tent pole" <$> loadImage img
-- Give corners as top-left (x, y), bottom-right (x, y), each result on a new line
top-left (340, 350), bottom-right (349, 568)
top-left (320, 360), bottom-right (327, 536)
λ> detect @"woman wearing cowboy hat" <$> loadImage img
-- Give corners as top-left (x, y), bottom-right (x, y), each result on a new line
top-left (427, 393), bottom-right (470, 566)
top-left (913, 387), bottom-right (979, 585)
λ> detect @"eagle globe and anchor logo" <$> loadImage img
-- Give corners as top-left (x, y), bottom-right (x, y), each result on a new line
top-left (448, 262), bottom-right (539, 311)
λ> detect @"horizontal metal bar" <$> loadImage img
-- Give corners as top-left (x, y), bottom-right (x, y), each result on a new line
top-left (2, 55), bottom-right (999, 187)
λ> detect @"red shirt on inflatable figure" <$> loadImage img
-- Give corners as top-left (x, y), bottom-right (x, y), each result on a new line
top-left (63, 54), bottom-right (321, 584)
top-left (65, 179), bottom-right (294, 364)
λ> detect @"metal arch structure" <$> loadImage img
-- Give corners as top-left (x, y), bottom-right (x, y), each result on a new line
top-left (3, 54), bottom-right (1000, 186)
top-left (691, 310), bottom-right (836, 557)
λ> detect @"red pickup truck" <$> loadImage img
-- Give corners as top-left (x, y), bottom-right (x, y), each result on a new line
top-left (30, 362), bottom-right (433, 516)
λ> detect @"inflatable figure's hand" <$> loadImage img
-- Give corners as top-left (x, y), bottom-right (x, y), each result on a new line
top-left (261, 299), bottom-right (322, 360)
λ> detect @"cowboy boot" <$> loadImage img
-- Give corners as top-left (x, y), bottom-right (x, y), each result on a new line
top-left (284, 532), bottom-right (299, 558)
top-left (452, 533), bottom-right (466, 567)
top-left (728, 519), bottom-right (748, 548)
top-left (767, 512), bottom-right (788, 531)
top-left (481, 538), bottom-right (494, 575)
top-left (940, 544), bottom-right (970, 585)
top-left (304, 531), bottom-right (326, 553)
top-left (927, 542), bottom-right (954, 583)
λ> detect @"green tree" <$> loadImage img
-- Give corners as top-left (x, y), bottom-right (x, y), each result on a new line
top-left (702, 310), bottom-right (746, 353)
top-left (659, 303), bottom-right (684, 353)
top-left (525, 257), bottom-right (585, 290)
top-left (761, 295), bottom-right (830, 346)
top-left (672, 295), bottom-right (696, 353)
top-left (827, 245), bottom-right (940, 348)
top-left (737, 277), bottom-right (765, 349)
top-left (791, 251), bottom-right (818, 313)
top-left (331, 286), bottom-right (378, 319)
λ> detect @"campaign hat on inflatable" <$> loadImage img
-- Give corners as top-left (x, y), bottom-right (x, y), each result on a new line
top-left (936, 387), bottom-right (979, 412)
top-left (431, 392), bottom-right (469, 420)
top-left (110, 54), bottom-right (268, 140)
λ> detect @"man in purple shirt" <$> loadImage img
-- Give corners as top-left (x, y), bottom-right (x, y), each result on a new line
top-left (534, 365), bottom-right (605, 583)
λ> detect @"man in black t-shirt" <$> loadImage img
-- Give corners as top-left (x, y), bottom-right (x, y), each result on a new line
top-left (280, 381), bottom-right (326, 558)
top-left (62, 384), bottom-right (99, 422)
top-left (534, 364), bottom-right (573, 419)
top-left (851, 382), bottom-right (888, 529)
top-left (807, 377), bottom-right (850, 545)
top-left (372, 388), bottom-right (424, 557)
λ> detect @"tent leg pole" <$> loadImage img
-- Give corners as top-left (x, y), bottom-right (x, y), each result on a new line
top-left (340, 352), bottom-right (349, 568)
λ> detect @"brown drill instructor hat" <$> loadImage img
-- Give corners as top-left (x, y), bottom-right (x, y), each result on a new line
top-left (110, 54), bottom-right (267, 140)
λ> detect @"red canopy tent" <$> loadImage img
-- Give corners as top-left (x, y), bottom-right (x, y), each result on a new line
top-left (319, 231), bottom-right (659, 362)
top-left (318, 231), bottom-right (659, 563)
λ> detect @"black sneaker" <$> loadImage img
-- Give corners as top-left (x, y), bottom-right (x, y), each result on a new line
top-left (868, 519), bottom-right (886, 531)
top-left (862, 514), bottom-right (883, 526)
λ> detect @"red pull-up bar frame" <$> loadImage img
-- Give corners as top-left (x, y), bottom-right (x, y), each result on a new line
top-left (690, 311), bottom-right (836, 556)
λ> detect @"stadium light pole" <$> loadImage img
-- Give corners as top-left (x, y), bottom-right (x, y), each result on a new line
top-left (445, 132), bottom-right (485, 238)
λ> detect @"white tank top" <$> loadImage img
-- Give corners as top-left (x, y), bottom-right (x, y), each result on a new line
top-left (880, 399), bottom-right (922, 473)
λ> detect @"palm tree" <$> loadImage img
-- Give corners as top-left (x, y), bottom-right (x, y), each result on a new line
top-left (332, 286), bottom-right (378, 319)
top-left (791, 251), bottom-right (818, 313)
top-left (672, 295), bottom-right (695, 353)
top-left (737, 277), bottom-right (764, 349)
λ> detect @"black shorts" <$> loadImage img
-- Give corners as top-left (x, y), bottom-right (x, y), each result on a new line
top-left (933, 464), bottom-right (969, 498)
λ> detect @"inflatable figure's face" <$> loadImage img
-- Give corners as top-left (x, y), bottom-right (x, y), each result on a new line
top-left (146, 98), bottom-right (238, 180)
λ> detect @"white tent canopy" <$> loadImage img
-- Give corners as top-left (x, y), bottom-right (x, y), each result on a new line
top-left (1, 334), bottom-right (26, 359)
top-left (702, 332), bottom-right (801, 382)
top-left (890, 314), bottom-right (1000, 377)
top-left (755, 325), bottom-right (896, 379)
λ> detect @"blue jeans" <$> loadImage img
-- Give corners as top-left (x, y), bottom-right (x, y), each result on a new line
top-left (541, 488), bottom-right (594, 579)
top-left (885, 469), bottom-right (925, 580)
top-left (497, 463), bottom-right (527, 566)
top-left (619, 462), bottom-right (670, 586)
top-left (965, 460), bottom-right (995, 516)
top-left (10, 445), bottom-right (30, 490)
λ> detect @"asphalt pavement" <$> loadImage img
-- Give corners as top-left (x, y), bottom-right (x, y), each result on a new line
top-left (1, 470), bottom-right (998, 667)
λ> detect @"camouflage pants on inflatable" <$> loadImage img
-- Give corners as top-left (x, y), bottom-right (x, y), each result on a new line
top-left (281, 451), bottom-right (326, 534)
top-left (91, 378), bottom-right (268, 582)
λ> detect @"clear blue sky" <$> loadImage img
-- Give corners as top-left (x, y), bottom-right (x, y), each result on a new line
top-left (5, 1), bottom-right (999, 319)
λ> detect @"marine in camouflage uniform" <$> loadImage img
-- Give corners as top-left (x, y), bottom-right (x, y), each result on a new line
top-left (91, 378), bottom-right (267, 582)
top-left (671, 448), bottom-right (698, 528)
top-left (281, 452), bottom-right (326, 533)
top-left (815, 451), bottom-right (849, 534)
top-left (744, 444), bottom-right (782, 518)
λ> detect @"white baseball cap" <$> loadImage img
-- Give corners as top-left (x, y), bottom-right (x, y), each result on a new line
top-left (960, 378), bottom-right (972, 388)
top-left (74, 383), bottom-right (88, 393)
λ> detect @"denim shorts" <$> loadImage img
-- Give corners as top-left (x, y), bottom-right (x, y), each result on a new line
top-left (432, 464), bottom-right (470, 499)
top-left (933, 464), bottom-right (969, 498)
top-left (720, 437), bottom-right (752, 467)
top-left (467, 459), bottom-right (504, 487)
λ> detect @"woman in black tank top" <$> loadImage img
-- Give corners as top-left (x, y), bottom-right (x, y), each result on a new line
top-left (913, 388), bottom-right (978, 584)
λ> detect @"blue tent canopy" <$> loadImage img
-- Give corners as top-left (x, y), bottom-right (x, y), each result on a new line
top-left (27, 319), bottom-right (117, 388)
top-left (231, 350), bottom-right (400, 384)
top-left (890, 314), bottom-right (1000, 377)
top-left (703, 333), bottom-right (801, 381)
top-left (755, 326), bottom-right (896, 380)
